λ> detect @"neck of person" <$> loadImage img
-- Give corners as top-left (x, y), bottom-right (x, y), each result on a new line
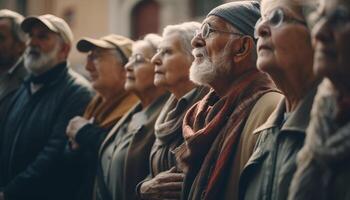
top-left (98, 87), bottom-right (126, 104)
top-left (136, 87), bottom-right (167, 108)
top-left (210, 67), bottom-right (257, 98)
top-left (168, 80), bottom-right (196, 100)
top-left (274, 72), bottom-right (318, 112)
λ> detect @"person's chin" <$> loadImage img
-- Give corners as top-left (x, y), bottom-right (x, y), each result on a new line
top-left (256, 58), bottom-right (273, 73)
top-left (124, 84), bottom-right (135, 92)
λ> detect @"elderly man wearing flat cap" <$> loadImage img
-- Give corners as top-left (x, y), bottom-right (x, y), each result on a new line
top-left (65, 34), bottom-right (138, 200)
top-left (0, 14), bottom-right (93, 200)
top-left (175, 1), bottom-right (282, 200)
top-left (0, 9), bottom-right (27, 118)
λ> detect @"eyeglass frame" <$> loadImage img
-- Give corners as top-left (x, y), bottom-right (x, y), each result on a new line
top-left (197, 22), bottom-right (244, 39)
top-left (254, 7), bottom-right (307, 39)
top-left (128, 53), bottom-right (151, 65)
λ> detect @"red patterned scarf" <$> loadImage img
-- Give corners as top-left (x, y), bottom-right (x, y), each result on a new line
top-left (178, 69), bottom-right (277, 199)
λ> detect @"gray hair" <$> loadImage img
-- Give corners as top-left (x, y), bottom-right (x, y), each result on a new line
top-left (0, 9), bottom-right (27, 43)
top-left (142, 33), bottom-right (162, 53)
top-left (162, 21), bottom-right (201, 58)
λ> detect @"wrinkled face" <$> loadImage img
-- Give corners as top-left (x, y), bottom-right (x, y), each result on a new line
top-left (151, 32), bottom-right (193, 90)
top-left (0, 18), bottom-right (21, 69)
top-left (124, 41), bottom-right (157, 93)
top-left (255, 1), bottom-right (314, 80)
top-left (312, 0), bottom-right (350, 84)
top-left (85, 47), bottom-right (125, 93)
top-left (24, 23), bottom-right (62, 75)
top-left (190, 16), bottom-right (238, 86)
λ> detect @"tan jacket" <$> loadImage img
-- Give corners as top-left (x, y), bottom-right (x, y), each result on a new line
top-left (224, 91), bottom-right (283, 200)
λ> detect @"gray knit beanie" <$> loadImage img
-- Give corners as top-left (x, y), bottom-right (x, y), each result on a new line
top-left (208, 1), bottom-right (261, 38)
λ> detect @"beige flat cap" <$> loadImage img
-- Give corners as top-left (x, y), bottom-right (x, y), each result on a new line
top-left (21, 14), bottom-right (73, 45)
top-left (76, 34), bottom-right (133, 63)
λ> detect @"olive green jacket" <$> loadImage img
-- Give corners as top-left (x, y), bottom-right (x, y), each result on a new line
top-left (239, 87), bottom-right (317, 200)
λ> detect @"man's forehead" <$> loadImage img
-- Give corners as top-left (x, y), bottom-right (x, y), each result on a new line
top-left (203, 15), bottom-right (230, 28)
top-left (91, 47), bottom-right (114, 54)
top-left (28, 23), bottom-right (54, 35)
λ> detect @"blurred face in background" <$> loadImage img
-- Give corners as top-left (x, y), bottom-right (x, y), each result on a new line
top-left (0, 18), bottom-right (23, 70)
top-left (311, 0), bottom-right (350, 87)
top-left (124, 40), bottom-right (157, 93)
top-left (85, 47), bottom-right (126, 94)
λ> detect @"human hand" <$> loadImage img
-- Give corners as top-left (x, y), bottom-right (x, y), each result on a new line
top-left (66, 116), bottom-right (91, 150)
top-left (0, 192), bottom-right (4, 200)
top-left (140, 167), bottom-right (184, 200)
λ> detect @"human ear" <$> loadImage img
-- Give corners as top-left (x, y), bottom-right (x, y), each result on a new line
top-left (233, 36), bottom-right (254, 63)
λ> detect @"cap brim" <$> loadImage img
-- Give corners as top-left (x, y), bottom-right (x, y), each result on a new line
top-left (21, 16), bottom-right (57, 33)
top-left (76, 37), bottom-right (116, 52)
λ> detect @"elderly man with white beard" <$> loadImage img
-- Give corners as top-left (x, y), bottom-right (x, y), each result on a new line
top-left (0, 14), bottom-right (93, 200)
top-left (175, 1), bottom-right (282, 200)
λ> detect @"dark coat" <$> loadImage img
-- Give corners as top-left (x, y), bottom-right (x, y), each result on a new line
top-left (239, 87), bottom-right (317, 200)
top-left (0, 58), bottom-right (27, 118)
top-left (0, 62), bottom-right (93, 200)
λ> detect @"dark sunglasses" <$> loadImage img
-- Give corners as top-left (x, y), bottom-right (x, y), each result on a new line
top-left (254, 8), bottom-right (307, 39)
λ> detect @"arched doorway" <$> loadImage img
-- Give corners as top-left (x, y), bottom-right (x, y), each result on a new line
top-left (131, 0), bottom-right (160, 39)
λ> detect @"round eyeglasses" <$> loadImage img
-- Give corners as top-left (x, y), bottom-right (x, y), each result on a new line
top-left (254, 8), bottom-right (307, 39)
top-left (197, 22), bottom-right (243, 39)
top-left (128, 54), bottom-right (151, 64)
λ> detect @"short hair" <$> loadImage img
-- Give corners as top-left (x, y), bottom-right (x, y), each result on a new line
top-left (162, 21), bottom-right (201, 58)
top-left (142, 33), bottom-right (162, 53)
top-left (0, 9), bottom-right (27, 43)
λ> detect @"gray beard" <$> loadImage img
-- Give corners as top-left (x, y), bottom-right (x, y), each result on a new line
top-left (24, 44), bottom-right (60, 75)
top-left (190, 48), bottom-right (231, 86)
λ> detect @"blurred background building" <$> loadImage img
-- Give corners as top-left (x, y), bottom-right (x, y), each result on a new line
top-left (1, 0), bottom-right (235, 76)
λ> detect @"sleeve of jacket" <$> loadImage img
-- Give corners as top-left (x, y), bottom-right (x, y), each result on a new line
top-left (3, 86), bottom-right (92, 199)
top-left (75, 123), bottom-right (109, 153)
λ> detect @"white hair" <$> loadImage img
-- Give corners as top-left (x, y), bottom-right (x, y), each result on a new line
top-left (162, 21), bottom-right (201, 58)
top-left (142, 33), bottom-right (162, 53)
top-left (190, 39), bottom-right (234, 86)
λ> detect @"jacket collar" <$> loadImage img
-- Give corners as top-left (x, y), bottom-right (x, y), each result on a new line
top-left (253, 85), bottom-right (318, 134)
top-left (99, 92), bottom-right (170, 154)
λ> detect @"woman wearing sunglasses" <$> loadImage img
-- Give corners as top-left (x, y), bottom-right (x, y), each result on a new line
top-left (94, 34), bottom-right (170, 200)
top-left (239, 0), bottom-right (321, 199)
top-left (289, 0), bottom-right (350, 199)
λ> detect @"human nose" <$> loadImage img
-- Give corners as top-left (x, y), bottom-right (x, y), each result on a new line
top-left (312, 17), bottom-right (332, 45)
top-left (151, 52), bottom-right (162, 66)
top-left (124, 59), bottom-right (134, 71)
top-left (191, 30), bottom-right (205, 48)
top-left (255, 19), bottom-right (271, 39)
top-left (28, 36), bottom-right (39, 47)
